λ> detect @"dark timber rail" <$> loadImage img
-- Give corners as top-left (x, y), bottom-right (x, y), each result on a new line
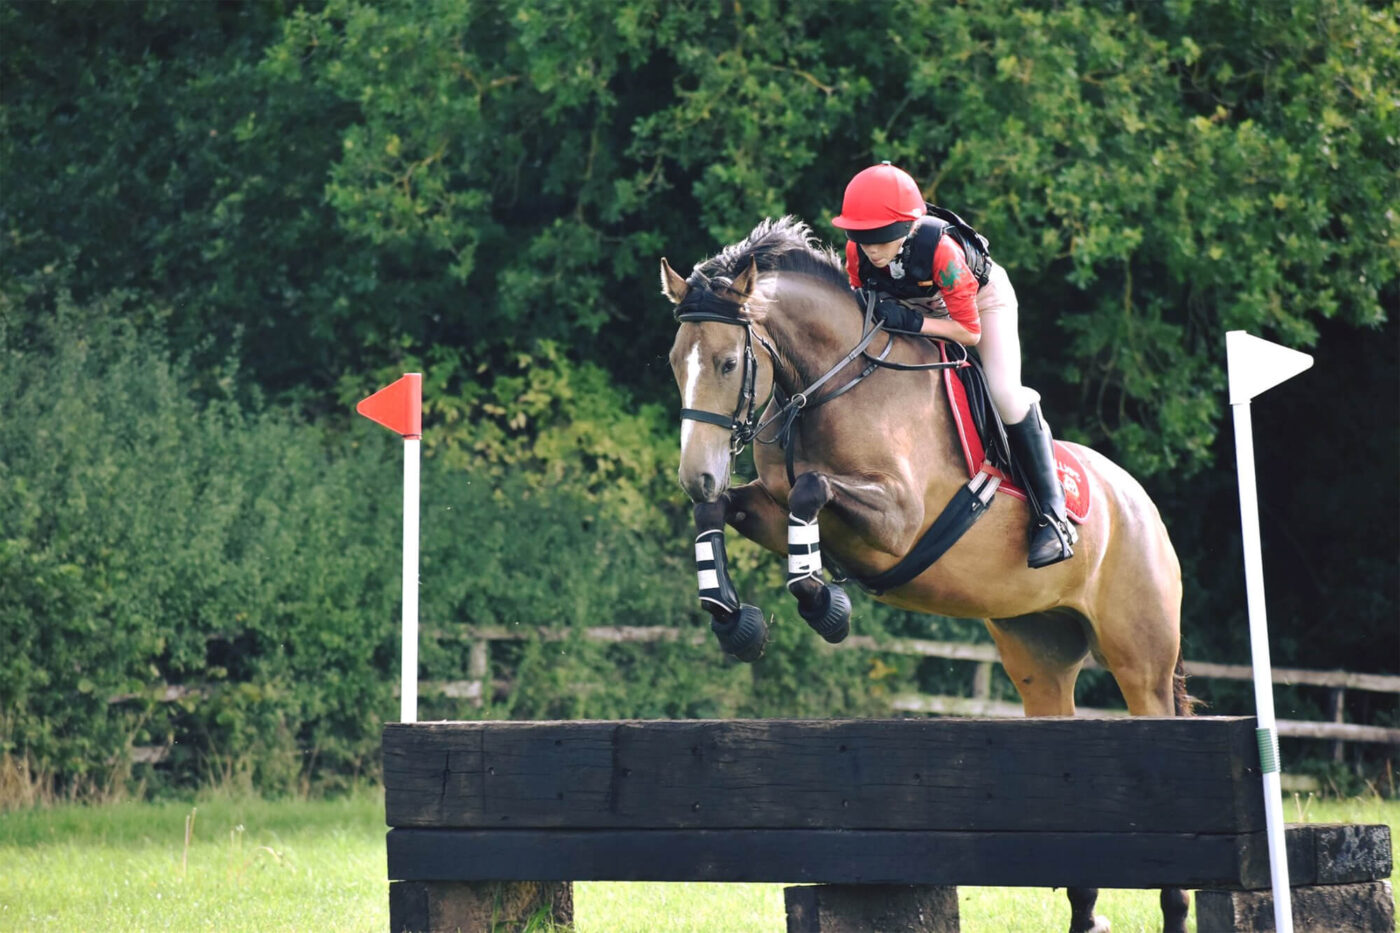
top-left (382, 717), bottom-right (1394, 932)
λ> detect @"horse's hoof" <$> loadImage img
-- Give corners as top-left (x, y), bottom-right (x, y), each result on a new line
top-left (800, 584), bottom-right (850, 644)
top-left (1068, 916), bottom-right (1110, 933)
top-left (711, 604), bottom-right (767, 662)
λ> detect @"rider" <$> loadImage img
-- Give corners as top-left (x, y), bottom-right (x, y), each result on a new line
top-left (831, 161), bottom-right (1075, 568)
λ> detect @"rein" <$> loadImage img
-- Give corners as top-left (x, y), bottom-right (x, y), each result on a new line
top-left (676, 288), bottom-right (968, 482)
top-left (855, 288), bottom-right (971, 372)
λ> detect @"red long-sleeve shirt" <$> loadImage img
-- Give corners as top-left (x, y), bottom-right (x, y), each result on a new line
top-left (845, 234), bottom-right (982, 335)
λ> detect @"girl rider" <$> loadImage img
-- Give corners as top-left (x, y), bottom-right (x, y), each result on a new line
top-left (831, 162), bottom-right (1075, 568)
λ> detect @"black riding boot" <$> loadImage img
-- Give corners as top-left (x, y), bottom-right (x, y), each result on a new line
top-left (1005, 402), bottom-right (1076, 568)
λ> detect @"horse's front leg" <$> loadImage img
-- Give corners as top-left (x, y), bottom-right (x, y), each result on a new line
top-left (785, 471), bottom-right (925, 644)
top-left (692, 496), bottom-right (772, 662)
top-left (724, 479), bottom-right (790, 555)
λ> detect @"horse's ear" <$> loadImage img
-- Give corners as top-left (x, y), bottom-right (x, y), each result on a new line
top-left (729, 257), bottom-right (758, 300)
top-left (659, 257), bottom-right (688, 305)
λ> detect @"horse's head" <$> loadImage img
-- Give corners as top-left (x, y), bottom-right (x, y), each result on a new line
top-left (662, 216), bottom-right (863, 503)
top-left (662, 255), bottom-right (773, 503)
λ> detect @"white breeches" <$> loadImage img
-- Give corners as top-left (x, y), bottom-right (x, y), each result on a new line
top-left (976, 263), bottom-right (1038, 425)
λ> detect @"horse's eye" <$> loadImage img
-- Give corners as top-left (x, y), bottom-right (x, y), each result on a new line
top-left (721, 358), bottom-right (738, 375)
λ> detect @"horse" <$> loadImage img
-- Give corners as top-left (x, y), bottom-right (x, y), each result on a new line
top-left (661, 216), bottom-right (1190, 933)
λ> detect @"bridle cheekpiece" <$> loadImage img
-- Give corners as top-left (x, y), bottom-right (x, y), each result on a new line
top-left (674, 294), bottom-right (772, 457)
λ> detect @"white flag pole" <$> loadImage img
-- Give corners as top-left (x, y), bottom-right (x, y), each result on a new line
top-left (1226, 331), bottom-right (1313, 933)
top-left (1231, 399), bottom-right (1292, 933)
top-left (401, 435), bottom-right (420, 725)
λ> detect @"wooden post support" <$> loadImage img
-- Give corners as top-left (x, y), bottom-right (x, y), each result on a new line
top-left (1196, 823), bottom-right (1395, 933)
top-left (389, 880), bottom-right (572, 933)
top-left (1195, 880), bottom-right (1394, 932)
top-left (785, 884), bottom-right (959, 933)
top-left (1327, 686), bottom-right (1346, 763)
top-left (467, 638), bottom-right (489, 710)
top-left (971, 662), bottom-right (992, 701)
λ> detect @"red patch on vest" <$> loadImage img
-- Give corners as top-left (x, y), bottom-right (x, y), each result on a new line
top-left (941, 348), bottom-right (1090, 523)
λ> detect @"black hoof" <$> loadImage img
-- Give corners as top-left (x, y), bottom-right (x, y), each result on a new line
top-left (799, 584), bottom-right (850, 644)
top-left (711, 604), bottom-right (767, 662)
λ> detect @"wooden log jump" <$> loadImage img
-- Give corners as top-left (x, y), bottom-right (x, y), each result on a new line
top-left (383, 717), bottom-right (1394, 932)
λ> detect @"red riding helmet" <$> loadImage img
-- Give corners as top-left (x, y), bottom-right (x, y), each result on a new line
top-left (831, 162), bottom-right (926, 244)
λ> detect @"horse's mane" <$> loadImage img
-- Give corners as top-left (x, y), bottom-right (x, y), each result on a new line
top-left (690, 215), bottom-right (850, 295)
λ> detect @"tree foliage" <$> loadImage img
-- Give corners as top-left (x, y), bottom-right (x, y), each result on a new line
top-left (1, 0), bottom-right (1395, 795)
top-left (5, 0), bottom-right (1395, 470)
top-left (3, 285), bottom-right (866, 795)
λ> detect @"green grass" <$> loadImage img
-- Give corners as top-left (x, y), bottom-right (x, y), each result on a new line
top-left (1, 791), bottom-right (1395, 932)
top-left (0, 791), bottom-right (388, 932)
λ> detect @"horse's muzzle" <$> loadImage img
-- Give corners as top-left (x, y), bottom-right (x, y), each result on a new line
top-left (678, 430), bottom-right (734, 503)
top-left (679, 469), bottom-right (725, 503)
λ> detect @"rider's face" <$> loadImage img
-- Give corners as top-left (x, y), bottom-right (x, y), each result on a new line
top-left (858, 238), bottom-right (904, 269)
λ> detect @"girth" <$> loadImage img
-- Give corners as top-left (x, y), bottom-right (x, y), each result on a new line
top-left (856, 468), bottom-right (1002, 595)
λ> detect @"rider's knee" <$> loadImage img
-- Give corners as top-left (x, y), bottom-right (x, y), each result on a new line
top-left (992, 385), bottom-right (1038, 425)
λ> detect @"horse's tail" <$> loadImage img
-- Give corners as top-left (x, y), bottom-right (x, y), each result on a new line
top-left (1174, 648), bottom-right (1202, 717)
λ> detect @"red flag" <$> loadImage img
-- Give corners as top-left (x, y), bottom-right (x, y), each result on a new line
top-left (357, 373), bottom-right (422, 438)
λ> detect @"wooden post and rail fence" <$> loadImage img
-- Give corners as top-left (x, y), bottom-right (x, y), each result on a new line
top-left (115, 623), bottom-right (1399, 765)
top-left (419, 624), bottom-right (1400, 751)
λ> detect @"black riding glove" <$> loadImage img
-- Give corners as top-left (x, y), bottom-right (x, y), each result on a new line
top-left (874, 298), bottom-right (924, 333)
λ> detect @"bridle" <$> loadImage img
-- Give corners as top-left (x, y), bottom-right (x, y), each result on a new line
top-left (674, 306), bottom-right (776, 457)
top-left (675, 287), bottom-right (968, 478)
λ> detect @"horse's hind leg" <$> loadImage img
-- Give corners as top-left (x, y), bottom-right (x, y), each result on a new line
top-left (1067, 888), bottom-right (1108, 933)
top-left (986, 613), bottom-right (1109, 933)
top-left (1088, 547), bottom-right (1188, 933)
top-left (1161, 887), bottom-right (1189, 933)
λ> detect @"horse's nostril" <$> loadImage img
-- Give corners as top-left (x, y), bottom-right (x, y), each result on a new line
top-left (700, 473), bottom-right (716, 500)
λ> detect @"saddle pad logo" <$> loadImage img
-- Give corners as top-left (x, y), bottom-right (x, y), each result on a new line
top-left (1051, 444), bottom-right (1090, 522)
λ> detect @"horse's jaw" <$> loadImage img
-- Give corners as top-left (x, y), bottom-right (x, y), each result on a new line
top-left (677, 430), bottom-right (733, 503)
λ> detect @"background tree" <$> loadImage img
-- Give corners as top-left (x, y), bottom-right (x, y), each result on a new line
top-left (2, 0), bottom-right (1394, 796)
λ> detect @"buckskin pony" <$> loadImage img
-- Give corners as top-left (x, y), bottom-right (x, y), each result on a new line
top-left (662, 217), bottom-right (1190, 933)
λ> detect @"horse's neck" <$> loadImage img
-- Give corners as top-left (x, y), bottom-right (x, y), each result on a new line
top-left (760, 280), bottom-right (868, 391)
top-left (761, 277), bottom-right (962, 470)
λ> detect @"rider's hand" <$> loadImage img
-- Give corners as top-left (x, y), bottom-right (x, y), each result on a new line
top-left (874, 298), bottom-right (925, 333)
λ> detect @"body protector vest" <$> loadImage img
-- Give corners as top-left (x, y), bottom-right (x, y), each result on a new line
top-left (855, 204), bottom-right (992, 302)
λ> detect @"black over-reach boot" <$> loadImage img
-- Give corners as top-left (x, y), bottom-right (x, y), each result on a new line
top-left (1005, 402), bottom-right (1077, 568)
